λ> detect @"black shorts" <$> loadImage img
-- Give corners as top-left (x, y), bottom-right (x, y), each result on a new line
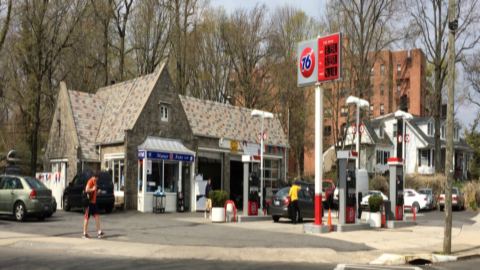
top-left (84, 203), bottom-right (99, 220)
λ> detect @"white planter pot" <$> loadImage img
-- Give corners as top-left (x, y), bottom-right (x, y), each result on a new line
top-left (211, 207), bottom-right (225, 223)
top-left (367, 212), bottom-right (382, 228)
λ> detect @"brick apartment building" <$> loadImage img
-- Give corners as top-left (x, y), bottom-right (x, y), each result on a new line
top-left (301, 48), bottom-right (427, 175)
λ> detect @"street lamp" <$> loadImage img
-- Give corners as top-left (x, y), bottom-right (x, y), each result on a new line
top-left (279, 110), bottom-right (290, 183)
top-left (346, 96), bottom-right (370, 169)
top-left (251, 109), bottom-right (274, 212)
top-left (394, 110), bottom-right (413, 172)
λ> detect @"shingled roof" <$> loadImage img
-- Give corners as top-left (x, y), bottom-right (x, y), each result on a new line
top-left (68, 91), bottom-right (105, 160)
top-left (179, 96), bottom-right (288, 147)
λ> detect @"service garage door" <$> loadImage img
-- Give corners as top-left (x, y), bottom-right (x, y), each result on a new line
top-left (197, 153), bottom-right (222, 191)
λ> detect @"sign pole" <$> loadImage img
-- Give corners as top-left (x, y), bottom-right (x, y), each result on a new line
top-left (356, 104), bottom-right (360, 169)
top-left (314, 83), bottom-right (324, 225)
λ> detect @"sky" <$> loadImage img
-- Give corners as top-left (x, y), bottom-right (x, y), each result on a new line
top-left (211, 0), bottom-right (479, 132)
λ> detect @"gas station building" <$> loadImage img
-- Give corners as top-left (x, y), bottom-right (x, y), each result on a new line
top-left (44, 64), bottom-right (288, 213)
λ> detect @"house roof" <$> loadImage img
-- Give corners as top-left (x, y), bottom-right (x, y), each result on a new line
top-left (95, 64), bottom-right (164, 144)
top-left (179, 96), bottom-right (288, 146)
top-left (364, 120), bottom-right (394, 146)
top-left (68, 90), bottom-right (105, 160)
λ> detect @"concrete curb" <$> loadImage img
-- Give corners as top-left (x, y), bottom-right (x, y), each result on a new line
top-left (370, 253), bottom-right (457, 265)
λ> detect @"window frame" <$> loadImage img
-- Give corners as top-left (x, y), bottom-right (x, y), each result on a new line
top-left (428, 121), bottom-right (434, 136)
top-left (380, 85), bottom-right (384, 96)
top-left (381, 64), bottom-right (385, 76)
top-left (380, 104), bottom-right (384, 115)
top-left (160, 104), bottom-right (169, 122)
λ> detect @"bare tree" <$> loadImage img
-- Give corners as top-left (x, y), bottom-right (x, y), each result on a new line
top-left (0, 0), bottom-right (12, 51)
top-left (462, 50), bottom-right (480, 110)
top-left (131, 0), bottom-right (172, 76)
top-left (220, 4), bottom-right (273, 110)
top-left (269, 5), bottom-right (317, 176)
top-left (111, 0), bottom-right (134, 81)
top-left (90, 0), bottom-right (114, 86)
top-left (403, 0), bottom-right (480, 173)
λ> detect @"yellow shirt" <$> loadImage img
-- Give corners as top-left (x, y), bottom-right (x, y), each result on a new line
top-left (288, 185), bottom-right (301, 201)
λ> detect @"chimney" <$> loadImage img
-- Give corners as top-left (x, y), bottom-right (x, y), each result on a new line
top-left (441, 104), bottom-right (447, 117)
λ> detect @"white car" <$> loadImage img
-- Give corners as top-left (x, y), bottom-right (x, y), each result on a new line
top-left (404, 189), bottom-right (428, 213)
top-left (361, 190), bottom-right (388, 210)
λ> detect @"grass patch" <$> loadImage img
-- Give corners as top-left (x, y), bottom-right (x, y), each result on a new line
top-left (453, 182), bottom-right (465, 189)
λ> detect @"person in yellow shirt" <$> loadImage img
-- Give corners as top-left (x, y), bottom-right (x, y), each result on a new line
top-left (288, 181), bottom-right (302, 224)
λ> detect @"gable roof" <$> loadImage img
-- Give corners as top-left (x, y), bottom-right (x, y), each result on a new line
top-left (68, 90), bottom-right (105, 160)
top-left (179, 96), bottom-right (288, 146)
top-left (364, 120), bottom-right (393, 146)
top-left (95, 64), bottom-right (164, 144)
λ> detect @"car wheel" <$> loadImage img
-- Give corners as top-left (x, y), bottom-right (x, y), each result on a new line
top-left (105, 205), bottom-right (113, 213)
top-left (14, 202), bottom-right (27, 222)
top-left (272, 216), bottom-right (280, 222)
top-left (45, 213), bottom-right (53, 218)
top-left (37, 215), bottom-right (45, 221)
top-left (63, 196), bottom-right (71, 211)
top-left (413, 202), bottom-right (420, 214)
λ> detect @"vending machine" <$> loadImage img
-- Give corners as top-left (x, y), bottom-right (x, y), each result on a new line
top-left (388, 158), bottom-right (404, 220)
top-left (248, 172), bottom-right (259, 215)
top-left (337, 151), bottom-right (358, 225)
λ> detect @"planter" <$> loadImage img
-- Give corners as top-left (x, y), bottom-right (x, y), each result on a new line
top-left (211, 207), bottom-right (225, 223)
top-left (366, 211), bottom-right (382, 228)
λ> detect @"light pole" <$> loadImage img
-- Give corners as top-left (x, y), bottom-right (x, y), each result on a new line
top-left (251, 109), bottom-right (273, 212)
top-left (346, 96), bottom-right (370, 169)
top-left (394, 110), bottom-right (413, 173)
top-left (279, 109), bottom-right (290, 183)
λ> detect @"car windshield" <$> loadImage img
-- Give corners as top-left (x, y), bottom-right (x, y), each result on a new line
top-left (368, 191), bottom-right (381, 196)
top-left (442, 189), bottom-right (458, 195)
top-left (276, 187), bottom-right (291, 196)
top-left (25, 178), bottom-right (48, 190)
top-left (419, 190), bottom-right (431, 195)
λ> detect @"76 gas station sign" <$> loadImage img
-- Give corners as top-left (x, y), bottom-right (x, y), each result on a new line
top-left (297, 33), bottom-right (342, 87)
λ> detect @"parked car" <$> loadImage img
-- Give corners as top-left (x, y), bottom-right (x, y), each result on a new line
top-left (360, 190), bottom-right (388, 210)
top-left (63, 171), bottom-right (115, 213)
top-left (403, 189), bottom-right (428, 213)
top-left (418, 188), bottom-right (437, 210)
top-left (45, 196), bottom-right (57, 218)
top-left (0, 175), bottom-right (54, 221)
top-left (268, 186), bottom-right (323, 223)
top-left (439, 187), bottom-right (465, 211)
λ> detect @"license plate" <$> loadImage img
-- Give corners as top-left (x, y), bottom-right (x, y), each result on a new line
top-left (101, 190), bottom-right (106, 194)
top-left (44, 205), bottom-right (49, 211)
top-left (274, 201), bottom-right (280, 206)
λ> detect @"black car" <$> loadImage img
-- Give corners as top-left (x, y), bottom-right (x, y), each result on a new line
top-left (268, 185), bottom-right (323, 223)
top-left (63, 171), bottom-right (115, 213)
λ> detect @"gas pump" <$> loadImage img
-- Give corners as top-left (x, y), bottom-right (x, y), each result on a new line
top-left (248, 172), bottom-right (259, 215)
top-left (388, 158), bottom-right (404, 221)
top-left (337, 151), bottom-right (358, 225)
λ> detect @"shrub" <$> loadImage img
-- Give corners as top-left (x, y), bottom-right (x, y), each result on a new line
top-left (209, 190), bottom-right (228, 207)
top-left (369, 176), bottom-right (389, 195)
top-left (462, 182), bottom-right (480, 211)
top-left (368, 195), bottom-right (383, 212)
top-left (405, 174), bottom-right (446, 197)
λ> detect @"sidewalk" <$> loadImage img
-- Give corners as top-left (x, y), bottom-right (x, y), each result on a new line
top-left (0, 213), bottom-right (478, 265)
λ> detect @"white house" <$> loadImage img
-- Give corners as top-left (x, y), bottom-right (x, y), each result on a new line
top-left (342, 112), bottom-right (474, 178)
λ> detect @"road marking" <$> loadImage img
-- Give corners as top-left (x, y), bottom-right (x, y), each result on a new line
top-left (334, 265), bottom-right (422, 270)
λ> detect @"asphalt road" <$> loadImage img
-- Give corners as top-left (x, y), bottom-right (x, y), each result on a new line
top-left (0, 247), bottom-right (336, 270)
top-left (413, 208), bottom-right (477, 229)
top-left (0, 210), bottom-right (370, 252)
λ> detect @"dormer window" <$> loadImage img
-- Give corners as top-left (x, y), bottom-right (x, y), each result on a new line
top-left (379, 125), bottom-right (384, 138)
top-left (160, 104), bottom-right (169, 122)
top-left (441, 124), bottom-right (446, 139)
top-left (427, 121), bottom-right (434, 136)
top-left (454, 126), bottom-right (459, 141)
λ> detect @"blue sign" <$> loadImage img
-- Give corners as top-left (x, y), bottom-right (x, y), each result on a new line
top-left (146, 151), bottom-right (194, 162)
top-left (138, 151), bottom-right (145, 159)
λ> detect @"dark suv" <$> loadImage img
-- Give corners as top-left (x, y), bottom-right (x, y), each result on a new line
top-left (63, 171), bottom-right (115, 213)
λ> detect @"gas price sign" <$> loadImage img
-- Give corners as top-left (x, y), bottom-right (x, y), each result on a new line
top-left (318, 33), bottom-right (342, 83)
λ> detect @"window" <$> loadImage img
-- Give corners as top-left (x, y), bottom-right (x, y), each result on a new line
top-left (379, 126), bottom-right (384, 138)
top-left (428, 121), bottom-right (434, 136)
top-left (381, 65), bottom-right (385, 76)
top-left (393, 124), bottom-right (397, 137)
top-left (419, 149), bottom-right (431, 167)
top-left (380, 104), bottom-right (384, 115)
top-left (25, 178), bottom-right (47, 189)
top-left (370, 105), bottom-right (374, 116)
top-left (341, 88), bottom-right (347, 98)
top-left (341, 123), bottom-right (346, 136)
top-left (397, 85), bottom-right (401, 94)
top-left (15, 179), bottom-right (24, 189)
top-left (397, 65), bottom-right (401, 76)
top-left (441, 125), bottom-right (446, 139)
top-left (264, 159), bottom-right (279, 189)
top-left (376, 150), bottom-right (390, 165)
top-left (454, 127), bottom-right (459, 141)
top-left (160, 105), bottom-right (168, 122)
top-left (384, 151), bottom-right (390, 165)
top-left (380, 85), bottom-right (384, 96)
top-left (325, 109), bottom-right (332, 119)
top-left (324, 126), bottom-right (332, 137)
top-left (0, 177), bottom-right (16, 189)
top-left (341, 106), bottom-right (348, 117)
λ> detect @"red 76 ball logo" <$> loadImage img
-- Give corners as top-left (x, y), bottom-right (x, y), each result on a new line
top-left (300, 47), bottom-right (315, 78)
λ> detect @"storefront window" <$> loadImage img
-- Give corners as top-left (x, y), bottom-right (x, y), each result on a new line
top-left (147, 160), bottom-right (162, 192)
top-left (263, 159), bottom-right (280, 194)
top-left (110, 160), bottom-right (125, 192)
top-left (144, 160), bottom-right (177, 193)
top-left (163, 163), bottom-right (177, 193)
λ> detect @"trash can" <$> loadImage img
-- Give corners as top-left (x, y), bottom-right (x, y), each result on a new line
top-left (153, 194), bottom-right (166, 213)
top-left (177, 191), bottom-right (184, 212)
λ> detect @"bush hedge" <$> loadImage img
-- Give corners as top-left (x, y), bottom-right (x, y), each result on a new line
top-left (369, 175), bottom-right (389, 195)
top-left (368, 195), bottom-right (383, 212)
top-left (209, 190), bottom-right (228, 207)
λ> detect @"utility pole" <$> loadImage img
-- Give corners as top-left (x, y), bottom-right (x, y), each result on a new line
top-left (444, 0), bottom-right (457, 255)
